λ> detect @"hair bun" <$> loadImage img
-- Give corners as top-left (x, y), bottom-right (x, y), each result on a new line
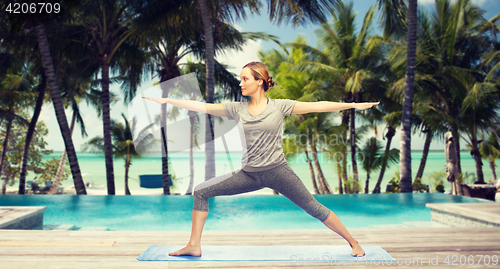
top-left (267, 76), bottom-right (275, 89)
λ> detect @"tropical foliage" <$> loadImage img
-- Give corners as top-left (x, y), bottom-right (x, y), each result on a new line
top-left (0, 0), bottom-right (498, 196)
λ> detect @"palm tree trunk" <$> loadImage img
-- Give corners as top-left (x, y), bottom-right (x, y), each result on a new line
top-left (349, 107), bottom-right (359, 192)
top-left (415, 131), bottom-right (432, 181)
top-left (315, 160), bottom-right (326, 193)
top-left (451, 125), bottom-right (463, 195)
top-left (0, 117), bottom-right (13, 194)
top-left (341, 110), bottom-right (349, 193)
top-left (35, 24), bottom-right (86, 195)
top-left (489, 160), bottom-right (497, 182)
top-left (18, 73), bottom-right (47, 195)
top-left (373, 125), bottom-right (395, 193)
top-left (342, 152), bottom-right (349, 194)
top-left (102, 64), bottom-right (115, 195)
top-left (125, 158), bottom-right (131, 195)
top-left (309, 137), bottom-right (331, 194)
top-left (160, 85), bottom-right (171, 195)
top-left (197, 0), bottom-right (216, 181)
top-left (47, 112), bottom-right (77, 195)
top-left (399, 0), bottom-right (417, 193)
top-left (364, 173), bottom-right (370, 194)
top-left (319, 168), bottom-right (332, 194)
top-left (490, 127), bottom-right (500, 145)
top-left (453, 125), bottom-right (462, 176)
top-left (305, 150), bottom-right (319, 194)
top-left (186, 111), bottom-right (196, 195)
top-left (158, 71), bottom-right (171, 195)
top-left (336, 159), bottom-right (343, 194)
top-left (471, 138), bottom-right (484, 183)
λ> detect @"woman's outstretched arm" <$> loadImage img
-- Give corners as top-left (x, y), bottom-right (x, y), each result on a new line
top-left (142, 97), bottom-right (227, 117)
top-left (291, 101), bottom-right (379, 115)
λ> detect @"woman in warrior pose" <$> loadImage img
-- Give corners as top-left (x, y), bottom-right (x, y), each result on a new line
top-left (143, 61), bottom-right (379, 257)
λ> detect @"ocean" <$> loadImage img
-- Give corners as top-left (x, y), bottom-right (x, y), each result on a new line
top-left (27, 151), bottom-right (497, 195)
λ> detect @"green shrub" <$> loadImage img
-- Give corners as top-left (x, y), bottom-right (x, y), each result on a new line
top-left (428, 170), bottom-right (446, 193)
top-left (343, 176), bottom-right (362, 193)
top-left (385, 171), bottom-right (400, 193)
top-left (413, 177), bottom-right (429, 192)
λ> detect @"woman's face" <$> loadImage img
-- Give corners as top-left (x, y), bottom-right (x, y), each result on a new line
top-left (239, 67), bottom-right (263, 96)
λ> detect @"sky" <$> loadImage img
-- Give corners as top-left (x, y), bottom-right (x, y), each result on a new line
top-left (37, 0), bottom-right (500, 153)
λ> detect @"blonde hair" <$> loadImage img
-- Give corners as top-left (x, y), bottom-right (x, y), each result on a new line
top-left (243, 61), bottom-right (275, 92)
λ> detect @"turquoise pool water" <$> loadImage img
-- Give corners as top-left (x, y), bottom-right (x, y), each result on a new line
top-left (0, 193), bottom-right (492, 231)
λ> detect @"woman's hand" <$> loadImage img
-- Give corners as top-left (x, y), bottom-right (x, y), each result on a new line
top-left (142, 97), bottom-right (165, 104)
top-left (356, 102), bottom-right (380, 110)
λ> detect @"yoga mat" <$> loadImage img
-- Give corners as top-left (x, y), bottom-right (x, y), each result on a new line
top-left (137, 245), bottom-right (396, 262)
top-left (0, 240), bottom-right (115, 247)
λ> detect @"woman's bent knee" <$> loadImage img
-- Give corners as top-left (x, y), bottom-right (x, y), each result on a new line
top-left (304, 201), bottom-right (330, 222)
top-left (318, 207), bottom-right (331, 222)
top-left (192, 189), bottom-right (209, 211)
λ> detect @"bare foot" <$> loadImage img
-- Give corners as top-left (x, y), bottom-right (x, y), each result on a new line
top-left (168, 244), bottom-right (202, 256)
top-left (349, 240), bottom-right (365, 257)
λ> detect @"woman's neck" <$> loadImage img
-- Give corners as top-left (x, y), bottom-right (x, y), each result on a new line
top-left (249, 90), bottom-right (268, 106)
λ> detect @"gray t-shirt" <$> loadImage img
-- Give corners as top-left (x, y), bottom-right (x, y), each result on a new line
top-left (223, 98), bottom-right (297, 172)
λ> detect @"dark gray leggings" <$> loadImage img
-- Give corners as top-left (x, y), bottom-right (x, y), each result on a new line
top-left (193, 162), bottom-right (331, 222)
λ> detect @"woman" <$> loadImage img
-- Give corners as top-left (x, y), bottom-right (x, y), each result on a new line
top-left (143, 61), bottom-right (378, 257)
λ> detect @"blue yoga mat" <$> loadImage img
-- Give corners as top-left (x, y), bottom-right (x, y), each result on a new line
top-left (137, 245), bottom-right (396, 262)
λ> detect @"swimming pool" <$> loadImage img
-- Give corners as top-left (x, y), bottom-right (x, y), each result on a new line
top-left (0, 193), bottom-right (491, 231)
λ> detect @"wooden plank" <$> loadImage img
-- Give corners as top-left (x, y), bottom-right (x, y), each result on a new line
top-left (1, 227), bottom-right (499, 268)
top-left (0, 261), bottom-right (170, 269)
top-left (0, 240), bottom-right (115, 246)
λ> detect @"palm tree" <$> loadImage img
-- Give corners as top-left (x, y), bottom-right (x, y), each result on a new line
top-left (82, 113), bottom-right (155, 195)
top-left (460, 81), bottom-right (500, 183)
top-left (182, 60), bottom-right (252, 194)
top-left (382, 43), bottom-right (450, 185)
top-left (361, 70), bottom-right (402, 194)
top-left (0, 74), bottom-right (32, 194)
top-left (281, 1), bottom-right (384, 191)
top-left (380, 0), bottom-right (497, 192)
top-left (321, 125), bottom-right (348, 194)
top-left (133, 0), bottom-right (278, 193)
top-left (18, 72), bottom-right (47, 195)
top-left (480, 133), bottom-right (500, 183)
top-left (196, 0), bottom-right (340, 181)
top-left (132, 0), bottom-right (198, 195)
top-left (360, 137), bottom-right (399, 193)
top-left (283, 135), bottom-right (320, 194)
top-left (26, 29), bottom-right (104, 195)
top-left (157, 70), bottom-right (203, 196)
top-left (72, 0), bottom-right (184, 194)
top-left (0, 39), bottom-right (47, 195)
top-left (412, 104), bottom-right (449, 182)
top-left (414, 0), bottom-right (499, 184)
top-left (259, 40), bottom-right (305, 179)
top-left (47, 73), bottom-right (110, 194)
top-left (372, 117), bottom-right (398, 193)
top-left (262, 39), bottom-right (335, 194)
top-left (304, 114), bottom-right (335, 194)
top-left (1, 5), bottom-right (87, 194)
top-left (2, 10), bottom-right (98, 195)
top-left (376, 0), bottom-right (418, 192)
top-left (196, 0), bottom-right (217, 181)
top-left (398, 0), bottom-right (418, 193)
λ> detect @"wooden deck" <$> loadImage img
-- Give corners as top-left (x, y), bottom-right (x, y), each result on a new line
top-left (1, 227), bottom-right (500, 268)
